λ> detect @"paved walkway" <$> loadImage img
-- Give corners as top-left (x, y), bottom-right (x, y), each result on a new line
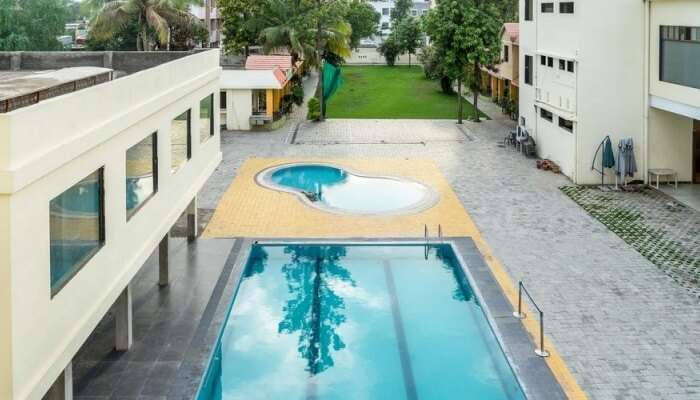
top-left (198, 95), bottom-right (700, 399)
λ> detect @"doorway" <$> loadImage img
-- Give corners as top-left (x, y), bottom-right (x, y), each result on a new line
top-left (694, 120), bottom-right (700, 183)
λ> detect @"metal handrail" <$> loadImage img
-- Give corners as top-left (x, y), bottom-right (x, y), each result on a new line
top-left (438, 224), bottom-right (443, 242)
top-left (513, 281), bottom-right (550, 357)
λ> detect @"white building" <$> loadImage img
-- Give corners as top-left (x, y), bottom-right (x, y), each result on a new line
top-left (518, 0), bottom-right (700, 189)
top-left (0, 50), bottom-right (221, 399)
top-left (190, 2), bottom-right (221, 47)
top-left (368, 0), bottom-right (431, 42)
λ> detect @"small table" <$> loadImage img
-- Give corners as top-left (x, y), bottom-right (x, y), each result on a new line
top-left (648, 168), bottom-right (678, 189)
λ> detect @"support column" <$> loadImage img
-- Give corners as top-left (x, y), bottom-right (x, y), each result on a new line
top-left (43, 362), bottom-right (72, 400)
top-left (159, 233), bottom-right (169, 287)
top-left (187, 196), bottom-right (198, 242)
top-left (114, 285), bottom-right (133, 351)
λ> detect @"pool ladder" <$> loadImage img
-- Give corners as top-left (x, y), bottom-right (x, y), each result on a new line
top-left (513, 281), bottom-right (550, 358)
top-left (423, 224), bottom-right (443, 259)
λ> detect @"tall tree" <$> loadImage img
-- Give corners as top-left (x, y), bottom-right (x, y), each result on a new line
top-left (390, 0), bottom-right (412, 23)
top-left (219, 0), bottom-right (262, 56)
top-left (424, 0), bottom-right (501, 123)
top-left (344, 0), bottom-right (379, 49)
top-left (91, 0), bottom-right (204, 51)
top-left (0, 0), bottom-right (69, 50)
top-left (395, 16), bottom-right (421, 67)
top-left (254, 0), bottom-right (312, 63)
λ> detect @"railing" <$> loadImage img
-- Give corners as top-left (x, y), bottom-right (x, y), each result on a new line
top-left (513, 281), bottom-right (550, 357)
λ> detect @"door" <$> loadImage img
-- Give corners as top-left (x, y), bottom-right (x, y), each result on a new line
top-left (694, 120), bottom-right (700, 183)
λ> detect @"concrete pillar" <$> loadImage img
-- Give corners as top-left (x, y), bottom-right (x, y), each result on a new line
top-left (114, 285), bottom-right (133, 351)
top-left (103, 51), bottom-right (113, 69)
top-left (158, 234), bottom-right (169, 287)
top-left (187, 196), bottom-right (198, 242)
top-left (10, 52), bottom-right (22, 71)
top-left (43, 362), bottom-right (72, 400)
top-left (265, 89), bottom-right (274, 118)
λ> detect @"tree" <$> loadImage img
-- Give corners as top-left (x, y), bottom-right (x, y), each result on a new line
top-left (344, 0), bottom-right (379, 49)
top-left (91, 0), bottom-right (204, 51)
top-left (254, 0), bottom-right (313, 63)
top-left (378, 34), bottom-right (400, 66)
top-left (0, 0), bottom-right (69, 51)
top-left (423, 0), bottom-right (501, 123)
top-left (395, 16), bottom-right (421, 67)
top-left (219, 0), bottom-right (262, 56)
top-left (390, 0), bottom-right (412, 23)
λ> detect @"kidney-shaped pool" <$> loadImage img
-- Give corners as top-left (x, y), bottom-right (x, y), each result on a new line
top-left (255, 163), bottom-right (439, 216)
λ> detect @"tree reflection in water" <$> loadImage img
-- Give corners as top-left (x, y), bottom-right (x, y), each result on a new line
top-left (435, 245), bottom-right (472, 302)
top-left (277, 246), bottom-right (354, 376)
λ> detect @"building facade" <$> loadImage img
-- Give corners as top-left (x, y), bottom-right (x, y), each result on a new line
top-left (483, 23), bottom-right (520, 106)
top-left (0, 50), bottom-right (221, 399)
top-left (368, 0), bottom-right (431, 43)
top-left (518, 0), bottom-right (700, 185)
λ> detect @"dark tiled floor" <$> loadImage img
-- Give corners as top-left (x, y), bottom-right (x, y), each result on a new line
top-left (73, 238), bottom-right (239, 400)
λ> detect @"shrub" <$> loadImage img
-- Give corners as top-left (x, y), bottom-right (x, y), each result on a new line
top-left (378, 35), bottom-right (401, 67)
top-left (307, 97), bottom-right (321, 121)
top-left (292, 83), bottom-right (304, 106)
top-left (440, 76), bottom-right (454, 94)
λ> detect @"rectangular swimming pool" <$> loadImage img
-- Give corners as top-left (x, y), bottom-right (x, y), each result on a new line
top-left (197, 243), bottom-right (526, 400)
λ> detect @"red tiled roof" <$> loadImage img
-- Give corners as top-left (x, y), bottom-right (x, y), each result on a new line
top-left (502, 23), bottom-right (519, 45)
top-left (245, 55), bottom-right (293, 71)
top-left (272, 67), bottom-right (288, 86)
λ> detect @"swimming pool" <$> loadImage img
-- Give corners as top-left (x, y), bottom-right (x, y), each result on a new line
top-left (256, 163), bottom-right (439, 215)
top-left (197, 244), bottom-right (526, 400)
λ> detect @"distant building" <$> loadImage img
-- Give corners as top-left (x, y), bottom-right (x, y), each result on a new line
top-left (190, 1), bottom-right (221, 47)
top-left (368, 0), bottom-right (431, 44)
top-left (482, 23), bottom-right (519, 104)
top-left (0, 50), bottom-right (221, 399)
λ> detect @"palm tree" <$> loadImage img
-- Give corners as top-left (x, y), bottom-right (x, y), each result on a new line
top-left (91, 0), bottom-right (203, 51)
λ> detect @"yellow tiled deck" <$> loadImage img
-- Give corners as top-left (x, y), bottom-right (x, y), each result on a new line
top-left (203, 157), bottom-right (587, 400)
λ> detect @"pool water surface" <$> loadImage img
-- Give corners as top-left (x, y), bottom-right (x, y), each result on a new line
top-left (197, 244), bottom-right (526, 400)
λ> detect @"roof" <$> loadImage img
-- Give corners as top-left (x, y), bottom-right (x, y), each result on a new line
top-left (220, 69), bottom-right (288, 90)
top-left (245, 55), bottom-right (293, 71)
top-left (502, 23), bottom-right (519, 45)
top-left (0, 67), bottom-right (112, 103)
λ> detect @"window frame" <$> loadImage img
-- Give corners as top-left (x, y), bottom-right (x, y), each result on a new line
top-left (541, 2), bottom-right (554, 13)
top-left (503, 45), bottom-right (509, 62)
top-left (567, 60), bottom-right (575, 73)
top-left (170, 109), bottom-right (192, 173)
top-left (659, 25), bottom-right (700, 89)
top-left (200, 94), bottom-right (215, 143)
top-left (126, 132), bottom-right (158, 220)
top-left (220, 91), bottom-right (227, 110)
top-left (559, 2), bottom-right (575, 14)
top-left (50, 167), bottom-right (106, 297)
top-left (525, 0), bottom-right (533, 21)
top-left (559, 59), bottom-right (566, 70)
top-left (559, 117), bottom-right (574, 132)
top-left (524, 55), bottom-right (533, 85)
top-left (540, 108), bottom-right (554, 122)
top-left (547, 57), bottom-right (554, 67)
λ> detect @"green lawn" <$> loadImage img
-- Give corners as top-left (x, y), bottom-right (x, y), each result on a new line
top-left (325, 65), bottom-right (487, 120)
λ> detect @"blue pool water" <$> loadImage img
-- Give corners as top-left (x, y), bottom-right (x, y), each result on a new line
top-left (261, 164), bottom-right (437, 215)
top-left (197, 244), bottom-right (526, 400)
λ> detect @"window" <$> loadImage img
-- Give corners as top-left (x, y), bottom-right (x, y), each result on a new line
top-left (567, 60), bottom-right (575, 73)
top-left (200, 94), bottom-right (214, 143)
top-left (520, 116), bottom-right (526, 126)
top-left (171, 110), bottom-right (191, 172)
top-left (525, 0), bottom-right (533, 21)
top-left (381, 22), bottom-right (389, 30)
top-left (541, 2), bottom-right (554, 13)
top-left (50, 168), bottom-right (105, 296)
top-left (220, 91), bottom-right (227, 109)
top-left (126, 133), bottom-right (157, 219)
top-left (540, 55), bottom-right (546, 65)
top-left (411, 9), bottom-right (417, 16)
top-left (660, 25), bottom-right (700, 89)
top-left (382, 8), bottom-right (389, 15)
top-left (540, 108), bottom-right (553, 122)
top-left (559, 117), bottom-right (574, 132)
top-left (547, 57), bottom-right (554, 67)
top-left (503, 45), bottom-right (509, 62)
top-left (524, 55), bottom-right (533, 85)
top-left (559, 59), bottom-right (566, 70)
top-left (560, 2), bottom-right (574, 14)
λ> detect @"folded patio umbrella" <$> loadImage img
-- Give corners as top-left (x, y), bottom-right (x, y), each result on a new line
top-left (602, 136), bottom-right (616, 169)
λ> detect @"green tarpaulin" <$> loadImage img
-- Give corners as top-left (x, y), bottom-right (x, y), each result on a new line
top-left (322, 62), bottom-right (342, 106)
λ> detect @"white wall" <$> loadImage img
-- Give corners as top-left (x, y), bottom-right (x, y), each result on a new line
top-left (225, 89), bottom-right (252, 131)
top-left (346, 47), bottom-right (419, 65)
top-left (649, 0), bottom-right (700, 110)
top-left (0, 194), bottom-right (10, 399)
top-left (0, 50), bottom-right (222, 399)
top-left (648, 108), bottom-right (693, 181)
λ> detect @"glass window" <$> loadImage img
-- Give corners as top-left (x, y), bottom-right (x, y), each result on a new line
top-left (381, 22), bottom-right (389, 30)
top-left (540, 55), bottom-right (546, 65)
top-left (126, 133), bottom-right (157, 219)
top-left (382, 8), bottom-right (389, 15)
top-left (559, 117), bottom-right (574, 132)
top-left (50, 169), bottom-right (105, 296)
top-left (660, 25), bottom-right (700, 89)
top-left (200, 94), bottom-right (214, 143)
top-left (567, 60), bottom-right (575, 73)
top-left (547, 57), bottom-right (554, 67)
top-left (503, 45), bottom-right (509, 62)
top-left (525, 0), bottom-right (533, 21)
top-left (540, 108), bottom-right (553, 122)
top-left (171, 110), bottom-right (191, 172)
top-left (541, 2), bottom-right (554, 13)
top-left (559, 59), bottom-right (566, 70)
top-left (220, 91), bottom-right (227, 109)
top-left (560, 2), bottom-right (574, 14)
top-left (524, 55), bottom-right (533, 85)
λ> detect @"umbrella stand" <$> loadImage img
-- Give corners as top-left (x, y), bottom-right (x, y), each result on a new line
top-left (591, 135), bottom-right (616, 191)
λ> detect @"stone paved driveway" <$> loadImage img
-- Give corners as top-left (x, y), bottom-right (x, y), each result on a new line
top-left (199, 93), bottom-right (700, 399)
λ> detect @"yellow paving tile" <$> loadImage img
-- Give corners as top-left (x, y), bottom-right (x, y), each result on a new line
top-left (203, 157), bottom-right (587, 400)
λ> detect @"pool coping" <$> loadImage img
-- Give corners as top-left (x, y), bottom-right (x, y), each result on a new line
top-left (253, 161), bottom-right (441, 217)
top-left (196, 237), bottom-right (567, 400)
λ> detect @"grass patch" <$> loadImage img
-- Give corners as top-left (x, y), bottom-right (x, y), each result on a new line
top-left (325, 65), bottom-right (488, 120)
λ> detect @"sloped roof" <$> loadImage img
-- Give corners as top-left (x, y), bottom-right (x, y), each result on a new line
top-left (502, 23), bottom-right (519, 45)
top-left (245, 55), bottom-right (293, 71)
